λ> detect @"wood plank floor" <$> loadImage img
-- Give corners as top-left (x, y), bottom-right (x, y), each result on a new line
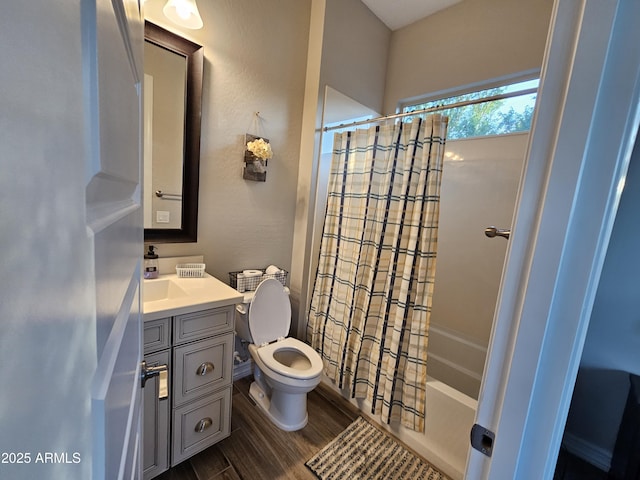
top-left (156, 376), bottom-right (359, 480)
top-left (155, 376), bottom-right (609, 480)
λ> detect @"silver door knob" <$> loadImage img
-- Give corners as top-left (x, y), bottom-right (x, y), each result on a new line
top-left (484, 226), bottom-right (511, 239)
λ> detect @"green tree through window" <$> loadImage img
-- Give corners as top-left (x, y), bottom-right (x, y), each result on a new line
top-left (403, 79), bottom-right (538, 140)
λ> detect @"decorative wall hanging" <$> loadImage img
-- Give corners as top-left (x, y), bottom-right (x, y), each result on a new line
top-left (243, 133), bottom-right (272, 182)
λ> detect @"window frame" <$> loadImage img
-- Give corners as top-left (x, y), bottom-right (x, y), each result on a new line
top-left (398, 70), bottom-right (540, 140)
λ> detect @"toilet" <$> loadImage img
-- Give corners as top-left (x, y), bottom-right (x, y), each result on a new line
top-left (235, 277), bottom-right (323, 431)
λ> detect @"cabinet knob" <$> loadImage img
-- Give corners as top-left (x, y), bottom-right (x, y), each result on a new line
top-left (195, 417), bottom-right (213, 433)
top-left (196, 361), bottom-right (215, 376)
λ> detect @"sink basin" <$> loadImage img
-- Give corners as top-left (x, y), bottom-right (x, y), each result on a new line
top-left (143, 273), bottom-right (244, 319)
top-left (143, 278), bottom-right (188, 303)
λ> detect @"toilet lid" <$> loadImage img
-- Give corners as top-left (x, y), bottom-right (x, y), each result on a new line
top-left (248, 278), bottom-right (291, 345)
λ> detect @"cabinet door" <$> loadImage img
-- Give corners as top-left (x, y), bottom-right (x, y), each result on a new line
top-left (171, 387), bottom-right (232, 466)
top-left (143, 350), bottom-right (170, 480)
top-left (144, 317), bottom-right (171, 354)
top-left (173, 333), bottom-right (234, 406)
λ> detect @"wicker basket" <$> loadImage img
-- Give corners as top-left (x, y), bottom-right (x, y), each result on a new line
top-left (176, 263), bottom-right (206, 278)
top-left (229, 268), bottom-right (288, 292)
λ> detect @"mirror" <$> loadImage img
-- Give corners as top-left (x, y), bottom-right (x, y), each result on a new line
top-left (143, 21), bottom-right (203, 243)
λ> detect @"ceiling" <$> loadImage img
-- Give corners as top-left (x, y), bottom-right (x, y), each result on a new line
top-left (361, 0), bottom-right (463, 30)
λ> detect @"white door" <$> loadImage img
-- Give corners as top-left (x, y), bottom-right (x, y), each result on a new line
top-left (0, 1), bottom-right (144, 479)
top-left (89, 0), bottom-right (145, 477)
top-left (466, 0), bottom-right (640, 478)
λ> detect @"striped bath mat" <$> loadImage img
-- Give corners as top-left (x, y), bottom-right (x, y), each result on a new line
top-left (306, 417), bottom-right (449, 480)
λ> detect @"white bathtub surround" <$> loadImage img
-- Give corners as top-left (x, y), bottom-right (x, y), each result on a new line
top-left (427, 324), bottom-right (488, 399)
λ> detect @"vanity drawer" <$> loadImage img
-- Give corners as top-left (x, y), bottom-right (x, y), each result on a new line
top-left (173, 307), bottom-right (234, 345)
top-left (144, 317), bottom-right (171, 354)
top-left (171, 387), bottom-right (232, 466)
top-left (172, 333), bottom-right (234, 406)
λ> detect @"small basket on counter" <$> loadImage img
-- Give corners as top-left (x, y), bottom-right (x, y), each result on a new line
top-left (176, 263), bottom-right (206, 278)
top-left (229, 268), bottom-right (288, 293)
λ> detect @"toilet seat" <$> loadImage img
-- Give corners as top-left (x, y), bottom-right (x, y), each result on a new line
top-left (256, 337), bottom-right (323, 380)
top-left (248, 278), bottom-right (323, 381)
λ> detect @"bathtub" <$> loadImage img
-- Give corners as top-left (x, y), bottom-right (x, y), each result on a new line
top-left (323, 376), bottom-right (477, 480)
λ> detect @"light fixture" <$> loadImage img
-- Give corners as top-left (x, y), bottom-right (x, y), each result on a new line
top-left (163, 0), bottom-right (203, 30)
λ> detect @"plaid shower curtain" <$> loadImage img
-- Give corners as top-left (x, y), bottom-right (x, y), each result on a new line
top-left (307, 115), bottom-right (448, 431)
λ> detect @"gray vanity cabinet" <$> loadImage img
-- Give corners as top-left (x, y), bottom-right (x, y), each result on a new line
top-left (143, 306), bottom-right (235, 479)
top-left (171, 307), bottom-right (234, 465)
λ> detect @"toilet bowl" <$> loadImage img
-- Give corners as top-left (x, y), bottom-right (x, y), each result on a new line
top-left (235, 278), bottom-right (323, 431)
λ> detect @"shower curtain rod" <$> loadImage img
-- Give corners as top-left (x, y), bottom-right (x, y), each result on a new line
top-left (322, 87), bottom-right (538, 132)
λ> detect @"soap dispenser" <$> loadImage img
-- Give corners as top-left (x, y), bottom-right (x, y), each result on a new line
top-left (144, 245), bottom-right (159, 279)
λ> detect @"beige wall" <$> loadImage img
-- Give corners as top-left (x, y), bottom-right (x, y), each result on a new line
top-left (290, 0), bottom-right (390, 336)
top-left (320, 0), bottom-right (390, 113)
top-left (144, 0), bottom-right (312, 283)
top-left (383, 0), bottom-right (554, 113)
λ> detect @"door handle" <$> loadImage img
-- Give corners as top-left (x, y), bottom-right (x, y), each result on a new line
top-left (140, 361), bottom-right (169, 400)
top-left (484, 226), bottom-right (511, 239)
top-left (140, 360), bottom-right (168, 388)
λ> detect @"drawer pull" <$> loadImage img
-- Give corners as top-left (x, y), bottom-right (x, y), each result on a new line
top-left (196, 362), bottom-right (215, 376)
top-left (195, 417), bottom-right (213, 433)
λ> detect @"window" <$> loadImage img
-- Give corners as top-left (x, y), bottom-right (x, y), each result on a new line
top-left (402, 78), bottom-right (539, 140)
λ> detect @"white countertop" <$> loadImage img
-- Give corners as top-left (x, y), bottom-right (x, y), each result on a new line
top-left (143, 273), bottom-right (243, 321)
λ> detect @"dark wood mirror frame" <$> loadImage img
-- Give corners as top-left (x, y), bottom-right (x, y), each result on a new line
top-left (144, 21), bottom-right (203, 243)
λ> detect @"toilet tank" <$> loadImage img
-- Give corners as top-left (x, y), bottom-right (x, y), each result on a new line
top-left (235, 291), bottom-right (255, 343)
